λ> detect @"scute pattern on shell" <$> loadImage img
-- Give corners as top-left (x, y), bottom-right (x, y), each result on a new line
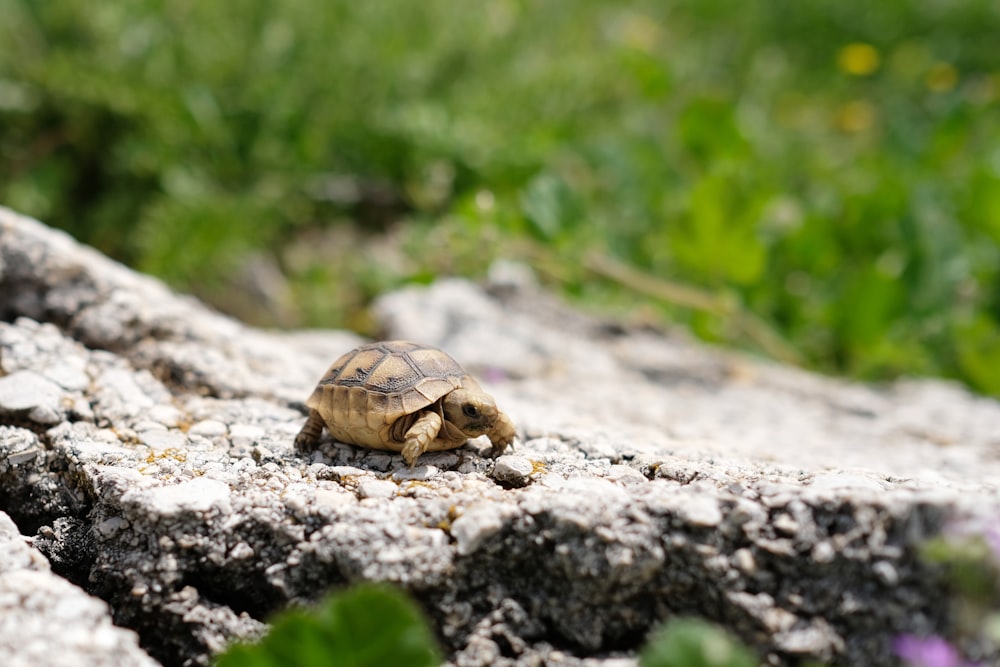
top-left (317, 340), bottom-right (465, 398)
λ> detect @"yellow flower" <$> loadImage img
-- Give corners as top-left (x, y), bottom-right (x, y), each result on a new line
top-left (836, 100), bottom-right (877, 133)
top-left (926, 63), bottom-right (958, 92)
top-left (838, 43), bottom-right (881, 76)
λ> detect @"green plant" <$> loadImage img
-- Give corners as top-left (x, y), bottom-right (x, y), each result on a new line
top-left (217, 585), bottom-right (769, 667)
top-left (214, 583), bottom-right (440, 667)
top-left (640, 618), bottom-right (757, 667)
top-left (908, 521), bottom-right (1000, 665)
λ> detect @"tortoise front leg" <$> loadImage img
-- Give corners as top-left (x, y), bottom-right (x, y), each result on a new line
top-left (401, 410), bottom-right (443, 467)
top-left (294, 409), bottom-right (326, 451)
top-left (486, 410), bottom-right (517, 457)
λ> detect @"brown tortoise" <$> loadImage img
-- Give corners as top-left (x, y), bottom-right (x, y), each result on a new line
top-left (294, 340), bottom-right (516, 466)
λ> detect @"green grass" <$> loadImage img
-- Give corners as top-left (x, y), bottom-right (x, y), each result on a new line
top-left (1, 0), bottom-right (999, 394)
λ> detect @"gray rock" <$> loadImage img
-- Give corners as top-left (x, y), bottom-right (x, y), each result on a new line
top-left (491, 455), bottom-right (535, 487)
top-left (0, 207), bottom-right (362, 403)
top-left (0, 511), bottom-right (158, 667)
top-left (2, 206), bottom-right (1000, 666)
top-left (0, 512), bottom-right (49, 574)
top-left (451, 502), bottom-right (516, 556)
top-left (0, 369), bottom-right (63, 424)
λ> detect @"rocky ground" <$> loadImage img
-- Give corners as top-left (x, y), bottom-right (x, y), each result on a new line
top-left (2, 206), bottom-right (1000, 666)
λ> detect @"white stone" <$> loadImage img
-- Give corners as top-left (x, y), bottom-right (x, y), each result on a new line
top-left (229, 424), bottom-right (265, 447)
top-left (492, 455), bottom-right (534, 484)
top-left (147, 405), bottom-right (184, 427)
top-left (357, 479), bottom-right (397, 499)
top-left (188, 420), bottom-right (228, 437)
top-left (811, 541), bottom-right (836, 563)
top-left (138, 478), bottom-right (232, 516)
top-left (605, 464), bottom-right (647, 485)
top-left (41, 357), bottom-right (90, 391)
top-left (732, 548), bottom-right (756, 573)
top-left (27, 404), bottom-right (61, 425)
top-left (0, 370), bottom-right (62, 414)
top-left (679, 496), bottom-right (723, 527)
top-left (313, 488), bottom-right (356, 510)
top-left (229, 542), bottom-right (254, 560)
top-left (95, 369), bottom-right (154, 408)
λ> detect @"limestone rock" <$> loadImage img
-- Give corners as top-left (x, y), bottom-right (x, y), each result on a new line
top-left (0, 207), bottom-right (361, 402)
top-left (0, 511), bottom-right (157, 667)
top-left (2, 205), bottom-right (1000, 666)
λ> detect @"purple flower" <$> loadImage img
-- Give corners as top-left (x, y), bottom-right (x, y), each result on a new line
top-left (893, 635), bottom-right (981, 667)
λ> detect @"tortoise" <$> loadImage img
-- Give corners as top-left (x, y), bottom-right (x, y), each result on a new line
top-left (294, 340), bottom-right (516, 466)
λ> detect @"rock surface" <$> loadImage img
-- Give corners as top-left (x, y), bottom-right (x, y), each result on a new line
top-left (0, 510), bottom-right (158, 667)
top-left (2, 205), bottom-right (1000, 666)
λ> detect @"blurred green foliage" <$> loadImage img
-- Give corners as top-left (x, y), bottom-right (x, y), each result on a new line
top-left (923, 530), bottom-right (1000, 650)
top-left (640, 618), bottom-right (758, 667)
top-left (1, 0), bottom-right (999, 392)
top-left (214, 583), bottom-right (440, 667)
top-left (213, 583), bottom-right (766, 667)
top-left (916, 525), bottom-right (1000, 664)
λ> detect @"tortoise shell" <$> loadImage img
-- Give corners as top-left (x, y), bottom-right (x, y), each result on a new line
top-left (304, 340), bottom-right (470, 449)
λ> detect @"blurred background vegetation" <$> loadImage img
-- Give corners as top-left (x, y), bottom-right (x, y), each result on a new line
top-left (1, 0), bottom-right (999, 395)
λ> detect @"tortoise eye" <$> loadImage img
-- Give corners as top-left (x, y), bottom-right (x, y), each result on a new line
top-left (462, 404), bottom-right (479, 418)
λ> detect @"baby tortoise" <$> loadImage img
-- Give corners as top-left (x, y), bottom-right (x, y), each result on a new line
top-left (295, 340), bottom-right (516, 466)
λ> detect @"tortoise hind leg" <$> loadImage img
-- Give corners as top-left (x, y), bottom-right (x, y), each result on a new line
top-left (294, 409), bottom-right (325, 452)
top-left (401, 410), bottom-right (443, 467)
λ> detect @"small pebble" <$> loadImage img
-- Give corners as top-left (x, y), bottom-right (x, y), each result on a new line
top-left (188, 420), bottom-right (228, 438)
top-left (491, 455), bottom-right (534, 487)
top-left (229, 424), bottom-right (264, 448)
top-left (357, 478), bottom-right (397, 499)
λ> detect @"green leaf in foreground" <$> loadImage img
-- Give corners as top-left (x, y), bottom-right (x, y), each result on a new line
top-left (640, 618), bottom-right (757, 667)
top-left (214, 584), bottom-right (440, 667)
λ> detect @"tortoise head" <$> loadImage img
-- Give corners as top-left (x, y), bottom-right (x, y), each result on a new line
top-left (441, 386), bottom-right (499, 437)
